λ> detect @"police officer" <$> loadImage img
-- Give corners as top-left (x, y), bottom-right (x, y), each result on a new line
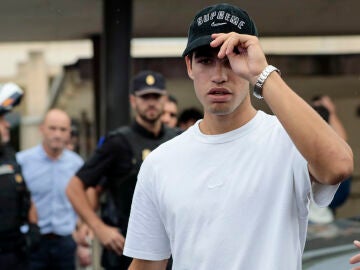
top-left (0, 83), bottom-right (37, 270)
top-left (67, 70), bottom-right (178, 270)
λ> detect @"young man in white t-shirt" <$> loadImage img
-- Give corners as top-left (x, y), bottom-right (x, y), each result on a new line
top-left (123, 3), bottom-right (353, 270)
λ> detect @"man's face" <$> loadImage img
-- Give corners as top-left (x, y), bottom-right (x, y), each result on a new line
top-left (161, 101), bottom-right (178, 128)
top-left (185, 47), bottom-right (251, 117)
top-left (40, 110), bottom-right (71, 153)
top-left (131, 93), bottom-right (166, 124)
top-left (0, 116), bottom-right (10, 144)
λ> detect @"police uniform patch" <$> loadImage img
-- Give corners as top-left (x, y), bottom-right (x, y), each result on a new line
top-left (15, 174), bottom-right (23, 183)
top-left (0, 164), bottom-right (14, 175)
top-left (142, 149), bottom-right (151, 160)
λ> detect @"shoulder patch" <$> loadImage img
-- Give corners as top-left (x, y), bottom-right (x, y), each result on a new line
top-left (0, 164), bottom-right (14, 175)
top-left (15, 173), bottom-right (23, 183)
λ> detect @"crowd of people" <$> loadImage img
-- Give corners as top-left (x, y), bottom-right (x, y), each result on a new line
top-left (0, 3), bottom-right (359, 270)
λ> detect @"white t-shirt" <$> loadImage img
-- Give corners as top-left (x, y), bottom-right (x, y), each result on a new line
top-left (124, 111), bottom-right (338, 270)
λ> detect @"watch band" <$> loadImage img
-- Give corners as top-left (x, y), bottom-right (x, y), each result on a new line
top-left (253, 65), bottom-right (281, 99)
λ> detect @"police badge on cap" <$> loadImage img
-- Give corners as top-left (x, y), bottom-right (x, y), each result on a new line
top-left (131, 70), bottom-right (167, 96)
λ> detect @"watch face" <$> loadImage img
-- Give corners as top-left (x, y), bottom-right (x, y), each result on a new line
top-left (253, 65), bottom-right (280, 99)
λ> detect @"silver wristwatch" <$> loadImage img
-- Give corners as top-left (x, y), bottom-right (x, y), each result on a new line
top-left (253, 65), bottom-right (281, 99)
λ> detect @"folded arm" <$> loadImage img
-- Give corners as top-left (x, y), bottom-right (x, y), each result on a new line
top-left (66, 176), bottom-right (125, 255)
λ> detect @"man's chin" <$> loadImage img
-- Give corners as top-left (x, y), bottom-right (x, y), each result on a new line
top-left (50, 145), bottom-right (65, 152)
top-left (142, 115), bottom-right (160, 124)
top-left (1, 138), bottom-right (10, 144)
top-left (0, 132), bottom-right (10, 144)
top-left (145, 119), bottom-right (158, 124)
top-left (208, 108), bottom-right (232, 116)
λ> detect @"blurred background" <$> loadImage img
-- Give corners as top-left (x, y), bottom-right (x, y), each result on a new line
top-left (0, 1), bottom-right (359, 268)
top-left (2, 0), bottom-right (360, 222)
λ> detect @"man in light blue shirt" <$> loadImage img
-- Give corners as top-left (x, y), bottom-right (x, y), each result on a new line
top-left (17, 109), bottom-right (83, 270)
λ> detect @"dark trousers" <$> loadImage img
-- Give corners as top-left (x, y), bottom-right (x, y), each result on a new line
top-left (29, 234), bottom-right (76, 270)
top-left (102, 249), bottom-right (133, 270)
top-left (0, 251), bottom-right (28, 270)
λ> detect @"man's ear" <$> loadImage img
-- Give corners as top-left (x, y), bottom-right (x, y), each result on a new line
top-left (129, 95), bottom-right (136, 109)
top-left (185, 56), bottom-right (194, 80)
top-left (38, 124), bottom-right (44, 134)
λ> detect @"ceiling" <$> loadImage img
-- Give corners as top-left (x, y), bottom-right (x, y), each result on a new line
top-left (0, 0), bottom-right (359, 42)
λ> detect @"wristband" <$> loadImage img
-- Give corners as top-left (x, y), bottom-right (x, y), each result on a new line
top-left (253, 65), bottom-right (281, 99)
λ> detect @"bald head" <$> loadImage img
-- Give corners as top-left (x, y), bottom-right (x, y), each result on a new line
top-left (42, 109), bottom-right (71, 125)
top-left (40, 109), bottom-right (71, 158)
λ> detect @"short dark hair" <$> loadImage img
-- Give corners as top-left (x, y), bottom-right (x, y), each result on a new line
top-left (178, 107), bottom-right (203, 124)
top-left (168, 94), bottom-right (178, 105)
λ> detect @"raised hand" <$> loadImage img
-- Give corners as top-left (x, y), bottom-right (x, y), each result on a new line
top-left (350, 240), bottom-right (360, 269)
top-left (210, 32), bottom-right (268, 84)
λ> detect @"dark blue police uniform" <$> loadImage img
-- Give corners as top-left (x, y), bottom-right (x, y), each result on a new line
top-left (0, 144), bottom-right (30, 270)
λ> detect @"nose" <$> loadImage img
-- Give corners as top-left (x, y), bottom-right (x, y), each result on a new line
top-left (162, 113), bottom-right (169, 123)
top-left (211, 60), bottom-right (228, 85)
top-left (162, 119), bottom-right (169, 125)
top-left (146, 98), bottom-right (159, 108)
top-left (52, 128), bottom-right (64, 139)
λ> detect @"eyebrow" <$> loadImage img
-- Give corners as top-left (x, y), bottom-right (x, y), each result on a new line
top-left (194, 50), bottom-right (214, 58)
top-left (193, 46), bottom-right (218, 58)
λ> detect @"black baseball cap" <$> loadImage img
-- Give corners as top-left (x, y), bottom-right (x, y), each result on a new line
top-left (131, 70), bottom-right (167, 96)
top-left (183, 3), bottom-right (258, 57)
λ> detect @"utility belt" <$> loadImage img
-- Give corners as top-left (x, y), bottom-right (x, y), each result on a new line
top-left (41, 233), bottom-right (71, 240)
top-left (100, 190), bottom-right (129, 235)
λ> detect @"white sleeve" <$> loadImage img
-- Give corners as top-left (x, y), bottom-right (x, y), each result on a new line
top-left (123, 160), bottom-right (171, 260)
top-left (311, 181), bottom-right (339, 207)
top-left (292, 145), bottom-right (339, 210)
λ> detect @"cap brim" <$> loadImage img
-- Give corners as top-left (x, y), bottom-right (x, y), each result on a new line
top-left (182, 35), bottom-right (213, 57)
top-left (134, 89), bottom-right (166, 96)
